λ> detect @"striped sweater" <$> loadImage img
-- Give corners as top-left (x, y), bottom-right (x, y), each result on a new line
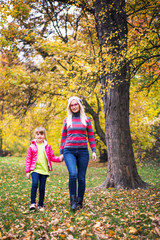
top-left (60, 114), bottom-right (96, 154)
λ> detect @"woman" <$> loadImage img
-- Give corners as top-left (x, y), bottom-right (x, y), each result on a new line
top-left (60, 96), bottom-right (96, 211)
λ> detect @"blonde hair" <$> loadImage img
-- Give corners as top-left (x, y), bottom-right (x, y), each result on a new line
top-left (34, 127), bottom-right (46, 136)
top-left (66, 97), bottom-right (87, 128)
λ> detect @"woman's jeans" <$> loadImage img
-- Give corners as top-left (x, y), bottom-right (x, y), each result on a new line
top-left (31, 172), bottom-right (47, 207)
top-left (63, 148), bottom-right (89, 199)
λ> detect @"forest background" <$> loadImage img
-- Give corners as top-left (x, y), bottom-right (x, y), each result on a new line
top-left (0, 0), bottom-right (159, 165)
top-left (0, 1), bottom-right (160, 238)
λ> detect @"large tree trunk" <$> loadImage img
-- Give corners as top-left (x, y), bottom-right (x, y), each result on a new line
top-left (102, 80), bottom-right (148, 189)
top-left (94, 0), bottom-right (147, 189)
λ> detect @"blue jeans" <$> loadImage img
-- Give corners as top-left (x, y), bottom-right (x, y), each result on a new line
top-left (31, 172), bottom-right (48, 207)
top-left (63, 148), bottom-right (89, 199)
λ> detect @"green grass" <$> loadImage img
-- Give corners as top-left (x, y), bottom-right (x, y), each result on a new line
top-left (0, 157), bottom-right (160, 239)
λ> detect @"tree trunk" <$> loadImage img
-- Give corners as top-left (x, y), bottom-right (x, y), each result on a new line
top-left (83, 98), bottom-right (106, 145)
top-left (98, 146), bottom-right (108, 163)
top-left (94, 0), bottom-right (147, 189)
top-left (83, 97), bottom-right (108, 162)
top-left (102, 80), bottom-right (148, 189)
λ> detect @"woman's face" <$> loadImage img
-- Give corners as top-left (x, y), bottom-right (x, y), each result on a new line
top-left (70, 100), bottom-right (80, 113)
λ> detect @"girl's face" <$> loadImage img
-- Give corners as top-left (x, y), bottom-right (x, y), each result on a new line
top-left (70, 100), bottom-right (80, 113)
top-left (35, 132), bottom-right (46, 143)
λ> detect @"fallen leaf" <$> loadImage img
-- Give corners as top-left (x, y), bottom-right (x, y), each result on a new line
top-left (93, 221), bottom-right (101, 229)
top-left (129, 226), bottom-right (137, 234)
top-left (108, 230), bottom-right (116, 237)
top-left (68, 226), bottom-right (76, 233)
top-left (67, 234), bottom-right (74, 240)
top-left (81, 229), bottom-right (87, 239)
top-left (60, 234), bottom-right (66, 239)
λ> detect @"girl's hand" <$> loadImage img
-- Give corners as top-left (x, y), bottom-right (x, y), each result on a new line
top-left (92, 152), bottom-right (96, 161)
top-left (26, 173), bottom-right (30, 179)
top-left (60, 154), bottom-right (64, 162)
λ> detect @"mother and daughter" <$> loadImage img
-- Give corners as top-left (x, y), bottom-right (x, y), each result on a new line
top-left (25, 96), bottom-right (96, 211)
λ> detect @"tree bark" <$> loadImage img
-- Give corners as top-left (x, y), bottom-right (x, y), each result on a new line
top-left (93, 0), bottom-right (147, 189)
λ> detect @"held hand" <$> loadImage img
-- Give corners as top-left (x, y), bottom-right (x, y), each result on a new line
top-left (26, 173), bottom-right (30, 179)
top-left (60, 154), bottom-right (64, 162)
top-left (92, 152), bottom-right (96, 161)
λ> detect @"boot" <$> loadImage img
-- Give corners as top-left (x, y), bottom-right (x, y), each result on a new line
top-left (77, 197), bottom-right (83, 209)
top-left (70, 195), bottom-right (77, 211)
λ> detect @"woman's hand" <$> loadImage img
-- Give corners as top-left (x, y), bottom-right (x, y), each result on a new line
top-left (92, 152), bottom-right (96, 161)
top-left (60, 154), bottom-right (64, 162)
top-left (26, 173), bottom-right (30, 179)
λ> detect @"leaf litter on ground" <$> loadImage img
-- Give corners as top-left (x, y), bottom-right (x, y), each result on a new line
top-left (0, 157), bottom-right (160, 239)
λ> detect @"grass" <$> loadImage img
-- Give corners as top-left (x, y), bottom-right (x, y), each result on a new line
top-left (0, 157), bottom-right (160, 239)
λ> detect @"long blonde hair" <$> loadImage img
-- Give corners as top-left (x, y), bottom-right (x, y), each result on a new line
top-left (66, 96), bottom-right (87, 128)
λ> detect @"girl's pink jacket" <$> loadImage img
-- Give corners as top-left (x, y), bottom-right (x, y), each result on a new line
top-left (25, 140), bottom-right (60, 173)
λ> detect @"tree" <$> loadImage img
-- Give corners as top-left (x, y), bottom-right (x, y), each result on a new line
top-left (1, 0), bottom-right (159, 188)
top-left (127, 0), bottom-right (160, 86)
top-left (130, 80), bottom-right (160, 162)
top-left (0, 2), bottom-right (107, 159)
top-left (46, 0), bottom-right (147, 189)
top-left (82, 97), bottom-right (107, 162)
top-left (45, 0), bottom-right (158, 188)
top-left (52, 0), bottom-right (159, 189)
top-left (91, 0), bottom-right (146, 189)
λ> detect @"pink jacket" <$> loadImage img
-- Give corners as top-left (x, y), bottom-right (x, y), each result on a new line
top-left (25, 140), bottom-right (60, 173)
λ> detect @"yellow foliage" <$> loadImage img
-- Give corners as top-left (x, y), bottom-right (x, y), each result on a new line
top-left (0, 0), bottom-right (159, 162)
top-left (130, 82), bottom-right (160, 161)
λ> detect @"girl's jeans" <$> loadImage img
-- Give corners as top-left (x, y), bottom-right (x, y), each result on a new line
top-left (31, 172), bottom-right (48, 207)
top-left (63, 148), bottom-right (89, 199)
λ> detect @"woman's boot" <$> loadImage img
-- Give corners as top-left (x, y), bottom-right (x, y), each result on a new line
top-left (77, 197), bottom-right (83, 209)
top-left (70, 195), bottom-right (77, 211)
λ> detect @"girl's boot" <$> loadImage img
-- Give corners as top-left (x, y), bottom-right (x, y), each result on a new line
top-left (70, 195), bottom-right (77, 211)
top-left (77, 197), bottom-right (83, 209)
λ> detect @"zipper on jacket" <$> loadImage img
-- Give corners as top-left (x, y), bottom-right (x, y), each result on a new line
top-left (44, 145), bottom-right (51, 169)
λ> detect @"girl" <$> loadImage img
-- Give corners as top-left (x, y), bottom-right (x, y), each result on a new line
top-left (25, 127), bottom-right (63, 210)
